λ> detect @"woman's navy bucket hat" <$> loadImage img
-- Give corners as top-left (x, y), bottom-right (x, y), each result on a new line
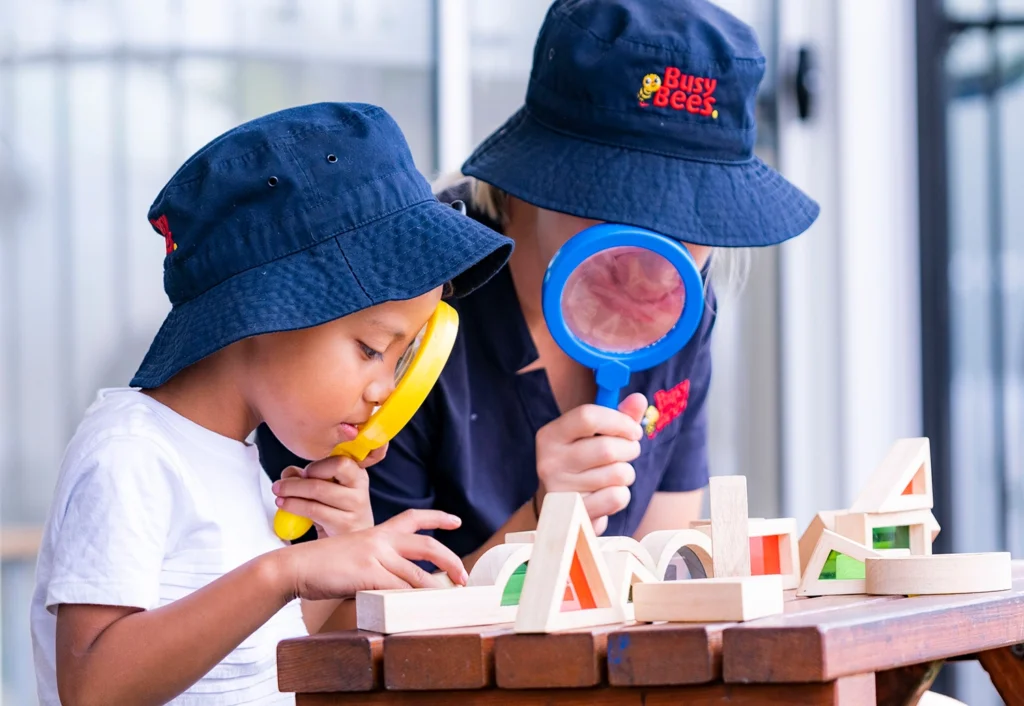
top-left (462, 0), bottom-right (820, 247)
top-left (131, 102), bottom-right (513, 389)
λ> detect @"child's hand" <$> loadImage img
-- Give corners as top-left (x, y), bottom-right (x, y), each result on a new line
top-left (272, 445), bottom-right (387, 536)
top-left (534, 393), bottom-right (647, 534)
top-left (285, 509), bottom-right (468, 601)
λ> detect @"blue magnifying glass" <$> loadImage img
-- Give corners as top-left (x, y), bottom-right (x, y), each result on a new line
top-left (542, 223), bottom-right (705, 410)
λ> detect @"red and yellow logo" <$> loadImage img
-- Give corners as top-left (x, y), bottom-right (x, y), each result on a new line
top-left (150, 214), bottom-right (177, 255)
top-left (638, 67), bottom-right (719, 119)
top-left (642, 379), bottom-right (691, 439)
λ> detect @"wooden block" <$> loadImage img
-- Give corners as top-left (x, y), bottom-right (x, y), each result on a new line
top-left (865, 553), bottom-right (1012, 595)
top-left (850, 437), bottom-right (933, 513)
top-left (605, 551), bottom-right (659, 621)
top-left (633, 575), bottom-right (784, 623)
top-left (709, 476), bottom-right (750, 577)
top-left (504, 530), bottom-right (536, 544)
top-left (639, 529), bottom-right (714, 581)
top-left (798, 530), bottom-right (884, 597)
top-left (927, 512), bottom-right (941, 542)
top-left (514, 492), bottom-right (625, 633)
top-left (799, 510), bottom-right (844, 575)
top-left (834, 508), bottom-right (936, 555)
top-left (596, 535), bottom-right (657, 575)
top-left (467, 543), bottom-right (533, 611)
top-left (356, 586), bottom-right (515, 634)
top-left (695, 518), bottom-right (800, 589)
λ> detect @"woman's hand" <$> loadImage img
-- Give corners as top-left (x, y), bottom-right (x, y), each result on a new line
top-left (534, 393), bottom-right (647, 534)
top-left (272, 444), bottom-right (388, 537)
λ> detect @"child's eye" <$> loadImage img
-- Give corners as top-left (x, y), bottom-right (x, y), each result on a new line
top-left (359, 342), bottom-right (385, 362)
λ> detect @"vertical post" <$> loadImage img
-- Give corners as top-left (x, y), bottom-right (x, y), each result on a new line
top-left (433, 0), bottom-right (472, 177)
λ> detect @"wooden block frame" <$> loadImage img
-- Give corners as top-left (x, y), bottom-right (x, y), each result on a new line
top-left (639, 529), bottom-right (714, 581)
top-left (514, 492), bottom-right (625, 633)
top-left (633, 575), bottom-right (785, 623)
top-left (694, 518), bottom-right (800, 590)
top-left (798, 529), bottom-right (885, 597)
top-left (604, 550), bottom-right (659, 621)
top-left (865, 553), bottom-right (1012, 596)
top-left (834, 509), bottom-right (937, 556)
top-left (596, 535), bottom-right (657, 575)
top-left (356, 585), bottom-right (515, 634)
top-left (849, 437), bottom-right (933, 514)
top-left (798, 510), bottom-right (844, 575)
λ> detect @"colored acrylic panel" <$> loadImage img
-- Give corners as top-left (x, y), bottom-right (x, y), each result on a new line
top-left (818, 550), bottom-right (866, 580)
top-left (561, 549), bottom-right (597, 612)
top-left (749, 536), bottom-right (782, 576)
top-left (501, 562), bottom-right (528, 606)
top-left (872, 525), bottom-right (911, 550)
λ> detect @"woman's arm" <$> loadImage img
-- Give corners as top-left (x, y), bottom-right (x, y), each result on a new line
top-left (633, 489), bottom-right (705, 538)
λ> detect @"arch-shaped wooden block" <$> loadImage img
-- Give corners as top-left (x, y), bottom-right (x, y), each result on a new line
top-left (640, 529), bottom-right (715, 581)
top-left (468, 543), bottom-right (533, 587)
top-left (596, 536), bottom-right (657, 575)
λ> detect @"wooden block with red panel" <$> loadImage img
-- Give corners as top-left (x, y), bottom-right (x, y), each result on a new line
top-left (692, 517), bottom-right (800, 589)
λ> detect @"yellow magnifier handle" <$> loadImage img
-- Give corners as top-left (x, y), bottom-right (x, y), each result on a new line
top-left (273, 300), bottom-right (460, 541)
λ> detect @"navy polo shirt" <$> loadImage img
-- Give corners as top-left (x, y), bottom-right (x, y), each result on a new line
top-left (256, 181), bottom-right (715, 555)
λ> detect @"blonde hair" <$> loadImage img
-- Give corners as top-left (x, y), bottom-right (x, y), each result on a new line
top-left (431, 173), bottom-right (748, 296)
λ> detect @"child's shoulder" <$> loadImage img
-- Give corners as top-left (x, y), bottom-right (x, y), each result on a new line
top-left (61, 388), bottom-right (185, 481)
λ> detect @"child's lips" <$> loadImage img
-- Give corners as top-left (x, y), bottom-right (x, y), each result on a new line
top-left (338, 422), bottom-right (361, 441)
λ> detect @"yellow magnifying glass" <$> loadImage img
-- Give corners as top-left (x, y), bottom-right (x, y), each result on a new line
top-left (273, 300), bottom-right (460, 541)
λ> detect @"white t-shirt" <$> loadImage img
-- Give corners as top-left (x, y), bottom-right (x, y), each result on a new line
top-left (31, 388), bottom-right (307, 705)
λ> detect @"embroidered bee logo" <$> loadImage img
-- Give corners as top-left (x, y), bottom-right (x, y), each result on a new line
top-left (637, 73), bottom-right (662, 106)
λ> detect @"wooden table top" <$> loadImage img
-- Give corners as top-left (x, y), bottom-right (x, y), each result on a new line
top-left (278, 561), bottom-right (1024, 699)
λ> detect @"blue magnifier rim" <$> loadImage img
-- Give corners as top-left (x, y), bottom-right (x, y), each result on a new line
top-left (542, 223), bottom-right (705, 374)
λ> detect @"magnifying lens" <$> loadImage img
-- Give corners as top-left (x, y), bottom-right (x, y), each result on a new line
top-left (273, 299), bottom-right (460, 540)
top-left (542, 223), bottom-right (705, 410)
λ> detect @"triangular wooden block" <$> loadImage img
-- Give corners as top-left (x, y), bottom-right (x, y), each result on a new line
top-left (850, 438), bottom-right (933, 513)
top-left (798, 530), bottom-right (883, 597)
top-left (514, 492), bottom-right (625, 633)
top-left (605, 551), bottom-right (659, 621)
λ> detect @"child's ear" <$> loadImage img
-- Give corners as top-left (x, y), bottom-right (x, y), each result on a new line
top-left (442, 281), bottom-right (455, 298)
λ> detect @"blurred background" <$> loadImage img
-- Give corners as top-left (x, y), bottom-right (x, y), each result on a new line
top-left (0, 0), bottom-right (1020, 702)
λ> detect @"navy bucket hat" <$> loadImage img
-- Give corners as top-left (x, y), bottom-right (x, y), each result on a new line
top-left (462, 0), bottom-right (819, 247)
top-left (131, 102), bottom-right (512, 389)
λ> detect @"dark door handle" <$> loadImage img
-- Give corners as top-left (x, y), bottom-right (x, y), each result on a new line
top-left (795, 46), bottom-right (818, 121)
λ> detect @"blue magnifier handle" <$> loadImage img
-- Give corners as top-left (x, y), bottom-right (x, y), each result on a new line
top-left (594, 360), bottom-right (631, 409)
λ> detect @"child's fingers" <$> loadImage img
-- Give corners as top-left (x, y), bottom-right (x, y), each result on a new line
top-left (273, 478), bottom-right (365, 512)
top-left (274, 495), bottom-right (352, 529)
top-left (302, 457), bottom-right (369, 488)
top-left (379, 551), bottom-right (452, 590)
top-left (359, 443), bottom-right (388, 468)
top-left (381, 509), bottom-right (462, 534)
top-left (280, 466), bottom-right (304, 481)
top-left (388, 534), bottom-right (468, 587)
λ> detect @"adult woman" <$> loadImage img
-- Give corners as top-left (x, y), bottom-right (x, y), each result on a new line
top-left (258, 0), bottom-right (819, 570)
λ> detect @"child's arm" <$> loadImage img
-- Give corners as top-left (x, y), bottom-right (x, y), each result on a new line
top-left (56, 510), bottom-right (465, 706)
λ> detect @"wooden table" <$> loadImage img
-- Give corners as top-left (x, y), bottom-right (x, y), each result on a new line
top-left (278, 562), bottom-right (1024, 705)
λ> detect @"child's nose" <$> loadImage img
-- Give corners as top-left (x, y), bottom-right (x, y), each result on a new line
top-left (365, 369), bottom-right (397, 406)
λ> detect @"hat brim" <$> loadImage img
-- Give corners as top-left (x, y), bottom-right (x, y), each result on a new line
top-left (130, 199), bottom-right (511, 389)
top-left (462, 107), bottom-right (819, 248)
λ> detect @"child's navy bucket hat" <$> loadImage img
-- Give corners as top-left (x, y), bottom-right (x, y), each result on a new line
top-left (131, 102), bottom-right (513, 389)
top-left (462, 0), bottom-right (819, 247)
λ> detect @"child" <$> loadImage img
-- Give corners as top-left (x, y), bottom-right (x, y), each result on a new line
top-left (29, 102), bottom-right (512, 705)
